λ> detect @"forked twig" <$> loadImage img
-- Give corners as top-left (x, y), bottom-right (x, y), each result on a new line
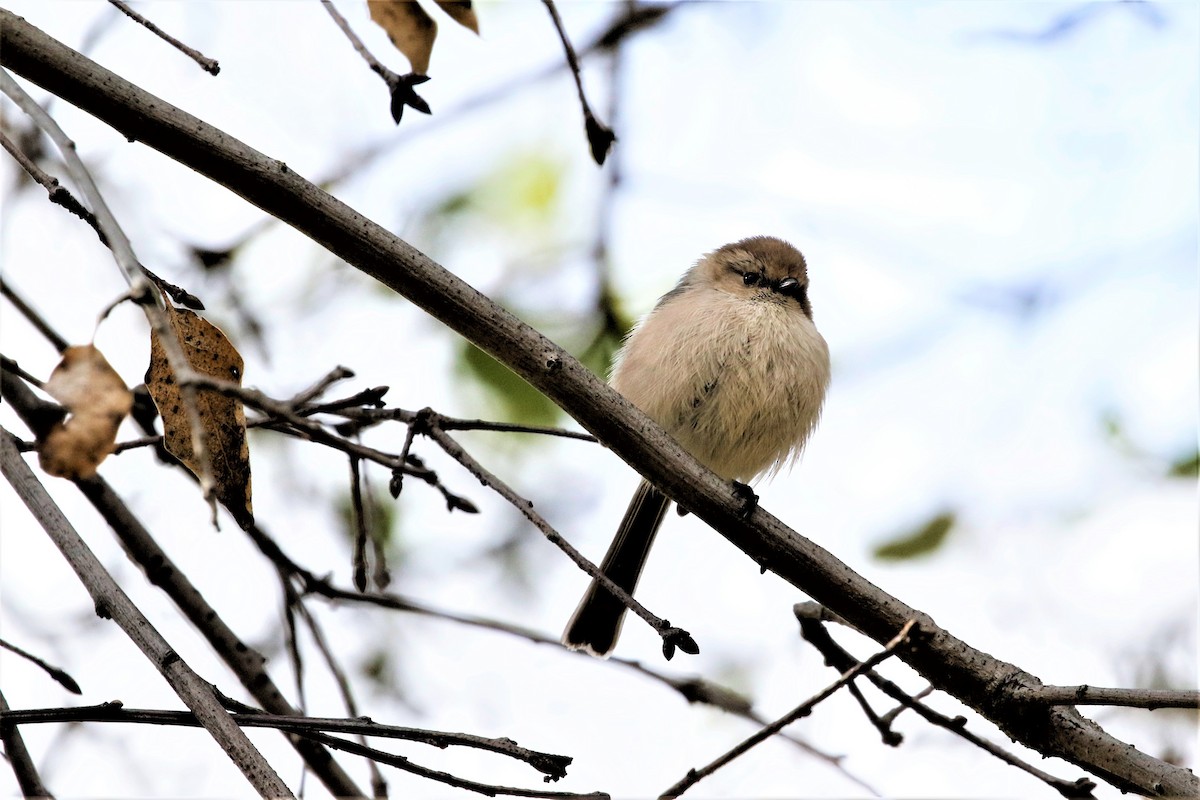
top-left (659, 620), bottom-right (916, 798)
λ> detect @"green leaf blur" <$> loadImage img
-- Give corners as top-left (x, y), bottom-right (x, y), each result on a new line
top-left (458, 341), bottom-right (562, 426)
top-left (1168, 449), bottom-right (1199, 478)
top-left (337, 485), bottom-right (398, 550)
top-left (873, 511), bottom-right (956, 561)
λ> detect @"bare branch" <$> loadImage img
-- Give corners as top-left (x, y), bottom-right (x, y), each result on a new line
top-left (338, 405), bottom-right (597, 442)
top-left (348, 454), bottom-right (371, 592)
top-left (793, 602), bottom-right (1199, 712)
top-left (203, 378), bottom-right (478, 511)
top-left (796, 613), bottom-right (1098, 799)
top-left (1, 277), bottom-right (70, 354)
top-left (0, 703), bottom-right (574, 783)
top-left (0, 638), bottom-right (81, 694)
top-left (0, 370), bottom-right (370, 800)
top-left (288, 588), bottom-right (389, 795)
top-left (1016, 685), bottom-right (1199, 711)
top-left (0, 127), bottom-right (105, 243)
top-left (291, 364), bottom-right (357, 406)
top-left (299, 730), bottom-right (600, 799)
top-left (0, 690), bottom-right (54, 799)
top-left (0, 429), bottom-right (294, 798)
top-left (418, 411), bottom-right (698, 659)
top-left (540, 0), bottom-right (615, 164)
top-left (660, 620), bottom-right (915, 799)
top-left (320, 0), bottom-right (430, 124)
top-left (107, 0), bottom-right (220, 74)
top-left (321, 0), bottom-right (396, 85)
top-left (156, 374), bottom-right (690, 655)
top-left (209, 519), bottom-right (877, 789)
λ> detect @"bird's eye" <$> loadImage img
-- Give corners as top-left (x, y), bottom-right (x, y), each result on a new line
top-left (742, 272), bottom-right (760, 286)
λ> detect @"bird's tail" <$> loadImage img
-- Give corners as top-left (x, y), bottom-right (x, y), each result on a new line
top-left (562, 480), bottom-right (670, 657)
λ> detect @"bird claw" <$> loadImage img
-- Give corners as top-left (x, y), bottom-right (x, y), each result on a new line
top-left (732, 481), bottom-right (758, 518)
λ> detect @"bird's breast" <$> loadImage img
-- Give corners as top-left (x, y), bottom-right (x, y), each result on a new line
top-left (612, 291), bottom-right (830, 481)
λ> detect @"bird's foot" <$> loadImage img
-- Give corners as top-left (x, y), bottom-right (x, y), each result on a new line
top-left (732, 481), bottom-right (758, 519)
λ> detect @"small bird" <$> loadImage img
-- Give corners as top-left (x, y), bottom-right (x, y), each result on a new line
top-left (562, 236), bottom-right (831, 657)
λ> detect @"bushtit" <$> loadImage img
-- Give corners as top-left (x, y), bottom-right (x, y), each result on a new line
top-left (562, 236), bottom-right (831, 657)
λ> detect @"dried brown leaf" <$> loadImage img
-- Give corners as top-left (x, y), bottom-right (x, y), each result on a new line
top-left (434, 0), bottom-right (479, 34)
top-left (369, 0), bottom-right (438, 75)
top-left (38, 345), bottom-right (133, 479)
top-left (145, 306), bottom-right (253, 526)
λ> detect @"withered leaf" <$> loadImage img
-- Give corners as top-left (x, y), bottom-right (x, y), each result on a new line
top-left (145, 306), bottom-right (253, 527)
top-left (38, 345), bottom-right (133, 480)
top-left (369, 0), bottom-right (438, 75)
top-left (434, 1), bottom-right (479, 34)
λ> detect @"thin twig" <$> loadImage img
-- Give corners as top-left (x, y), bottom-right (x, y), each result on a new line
top-left (540, 0), bottom-right (615, 164)
top-left (320, 0), bottom-right (395, 83)
top-left (107, 0), bottom-right (220, 74)
top-left (794, 601), bottom-right (1199, 712)
top-left (280, 573), bottom-right (309, 719)
top-left (1, 278), bottom-right (70, 353)
top-left (301, 385), bottom-right (389, 418)
top-left (291, 365), bottom-right (356, 406)
top-left (361, 456), bottom-right (391, 590)
top-left (421, 414), bottom-right (698, 659)
top-left (796, 614), bottom-right (1098, 799)
top-left (300, 598), bottom-right (391, 795)
top-left (0, 429), bottom-right (294, 798)
top-left (584, 0), bottom-right (628, 366)
top-left (0, 689), bottom-right (55, 799)
top-left (310, 3), bottom-right (673, 191)
top-left (175, 374), bottom-right (472, 509)
top-left (878, 685), bottom-right (932, 729)
top-left (112, 435), bottom-right (162, 454)
top-left (1015, 685), bottom-right (1199, 711)
top-left (0, 353), bottom-right (48, 391)
top-left (0, 127), bottom-right (105, 243)
top-left (0, 137), bottom-right (204, 310)
top-left (319, 0), bottom-right (430, 124)
top-left (659, 620), bottom-right (916, 799)
top-left (299, 729), bottom-right (599, 799)
top-left (426, 413), bottom-right (597, 442)
top-left (845, 680), bottom-right (902, 746)
top-left (349, 454), bottom-right (370, 591)
top-left (0, 638), bottom-right (81, 694)
top-left (330, 404), bottom-right (596, 442)
top-left (0, 703), bottom-right (574, 781)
